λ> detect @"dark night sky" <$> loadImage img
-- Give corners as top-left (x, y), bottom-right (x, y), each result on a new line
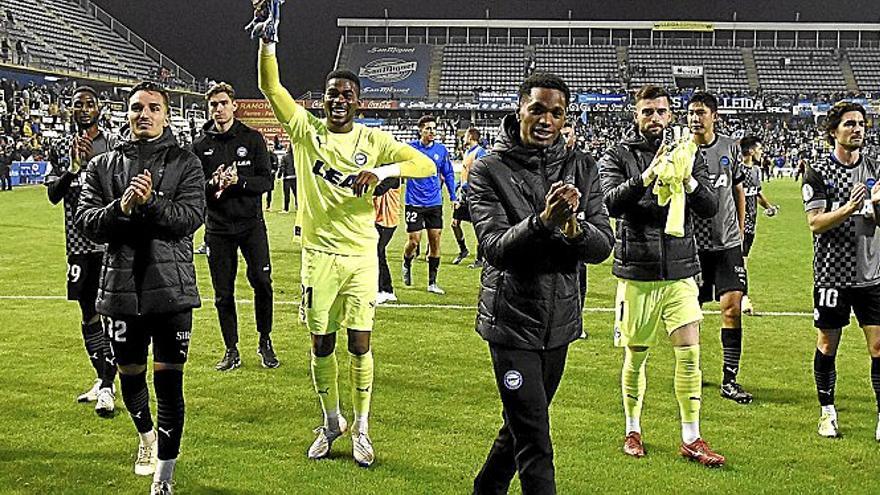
top-left (89, 1), bottom-right (878, 98)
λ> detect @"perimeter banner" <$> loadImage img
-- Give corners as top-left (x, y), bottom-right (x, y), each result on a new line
top-left (235, 99), bottom-right (401, 143)
top-left (348, 44), bottom-right (430, 99)
top-left (653, 21), bottom-right (714, 32)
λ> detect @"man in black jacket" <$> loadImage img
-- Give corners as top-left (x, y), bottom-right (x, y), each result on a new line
top-left (192, 82), bottom-right (278, 371)
top-left (469, 72), bottom-right (614, 495)
top-left (279, 143), bottom-right (296, 212)
top-left (598, 85), bottom-right (724, 466)
top-left (45, 86), bottom-right (117, 416)
top-left (76, 81), bottom-right (205, 495)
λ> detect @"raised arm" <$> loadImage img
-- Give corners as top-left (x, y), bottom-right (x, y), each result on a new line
top-left (258, 41), bottom-right (298, 128)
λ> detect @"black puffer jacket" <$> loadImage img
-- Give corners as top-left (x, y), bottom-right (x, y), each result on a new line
top-left (76, 127), bottom-right (206, 317)
top-left (468, 115), bottom-right (614, 351)
top-left (192, 119), bottom-right (272, 235)
top-left (598, 127), bottom-right (717, 281)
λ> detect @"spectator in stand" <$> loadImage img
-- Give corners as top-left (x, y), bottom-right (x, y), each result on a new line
top-left (1, 38), bottom-right (8, 62)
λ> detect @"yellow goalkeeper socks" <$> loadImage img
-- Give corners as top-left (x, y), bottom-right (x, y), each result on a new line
top-left (350, 350), bottom-right (374, 434)
top-left (674, 345), bottom-right (702, 442)
top-left (621, 347), bottom-right (649, 433)
top-left (311, 351), bottom-right (340, 430)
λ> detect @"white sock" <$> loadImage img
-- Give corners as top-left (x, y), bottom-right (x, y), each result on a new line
top-left (139, 429), bottom-right (156, 445)
top-left (681, 421), bottom-right (700, 444)
top-left (153, 458), bottom-right (176, 482)
top-left (625, 416), bottom-right (641, 434)
top-left (355, 414), bottom-right (369, 435)
top-left (821, 405), bottom-right (837, 418)
top-left (325, 409), bottom-right (340, 430)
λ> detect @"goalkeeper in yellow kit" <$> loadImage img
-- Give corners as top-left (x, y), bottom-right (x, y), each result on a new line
top-left (250, 0), bottom-right (435, 467)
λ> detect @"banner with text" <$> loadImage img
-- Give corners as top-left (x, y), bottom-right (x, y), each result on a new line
top-left (672, 65), bottom-right (704, 77)
top-left (348, 44), bottom-right (430, 99)
top-left (653, 21), bottom-right (714, 32)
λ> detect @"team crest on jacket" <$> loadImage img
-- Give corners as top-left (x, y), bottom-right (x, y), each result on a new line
top-left (503, 370), bottom-right (523, 390)
top-left (354, 152), bottom-right (368, 166)
top-left (720, 156), bottom-right (730, 167)
top-left (236, 146), bottom-right (248, 158)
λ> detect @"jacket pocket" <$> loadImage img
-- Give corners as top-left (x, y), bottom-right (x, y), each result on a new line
top-left (492, 271), bottom-right (506, 323)
top-left (620, 224), bottom-right (627, 266)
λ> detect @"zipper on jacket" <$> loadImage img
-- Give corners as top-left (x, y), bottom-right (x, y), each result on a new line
top-left (544, 276), bottom-right (556, 350)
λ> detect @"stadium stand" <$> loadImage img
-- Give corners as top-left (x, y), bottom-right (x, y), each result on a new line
top-left (438, 44), bottom-right (525, 99)
top-left (535, 45), bottom-right (620, 92)
top-left (753, 48), bottom-right (847, 93)
top-left (0, 0), bottom-right (194, 87)
top-left (846, 47), bottom-right (880, 93)
top-left (627, 46), bottom-right (750, 92)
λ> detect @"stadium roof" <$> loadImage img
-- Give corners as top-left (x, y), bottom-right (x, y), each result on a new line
top-left (339, 18), bottom-right (880, 32)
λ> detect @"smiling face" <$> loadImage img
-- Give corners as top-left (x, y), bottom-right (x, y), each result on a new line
top-left (634, 96), bottom-right (672, 141)
top-left (322, 78), bottom-right (359, 132)
top-left (517, 87), bottom-right (566, 149)
top-left (127, 90), bottom-right (168, 140)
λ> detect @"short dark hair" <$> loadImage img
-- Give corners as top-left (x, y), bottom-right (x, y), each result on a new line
top-left (418, 114), bottom-right (437, 128)
top-left (129, 81), bottom-right (170, 114)
top-left (688, 91), bottom-right (718, 113)
top-left (823, 101), bottom-right (867, 145)
top-left (466, 127), bottom-right (480, 141)
top-left (518, 72), bottom-right (570, 106)
top-left (634, 85), bottom-right (671, 105)
top-left (740, 135), bottom-right (762, 155)
top-left (206, 82), bottom-right (235, 101)
top-left (72, 85), bottom-right (99, 103)
top-left (326, 69), bottom-right (360, 95)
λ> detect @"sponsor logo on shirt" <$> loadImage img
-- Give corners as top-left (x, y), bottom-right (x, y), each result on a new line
top-left (312, 159), bottom-right (358, 189)
top-left (236, 146), bottom-right (248, 158)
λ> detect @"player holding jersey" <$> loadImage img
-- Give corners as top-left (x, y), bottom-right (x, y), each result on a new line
top-left (253, 2), bottom-right (435, 467)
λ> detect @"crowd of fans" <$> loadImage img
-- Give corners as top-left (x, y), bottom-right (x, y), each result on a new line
top-left (1, 73), bottom-right (878, 189)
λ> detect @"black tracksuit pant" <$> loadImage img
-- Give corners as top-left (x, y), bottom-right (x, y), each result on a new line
top-left (206, 226), bottom-right (273, 349)
top-left (376, 224), bottom-right (396, 293)
top-left (474, 343), bottom-right (569, 495)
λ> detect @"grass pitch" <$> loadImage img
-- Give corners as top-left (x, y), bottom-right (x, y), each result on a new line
top-left (1, 178), bottom-right (878, 494)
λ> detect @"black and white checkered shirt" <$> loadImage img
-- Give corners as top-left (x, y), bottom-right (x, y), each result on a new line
top-left (44, 133), bottom-right (111, 257)
top-left (742, 164), bottom-right (762, 235)
top-left (803, 153), bottom-right (880, 288)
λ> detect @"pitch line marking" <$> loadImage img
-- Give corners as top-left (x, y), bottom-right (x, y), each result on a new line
top-left (0, 295), bottom-right (813, 317)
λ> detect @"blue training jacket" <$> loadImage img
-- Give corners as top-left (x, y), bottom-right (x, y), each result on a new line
top-left (406, 140), bottom-right (457, 207)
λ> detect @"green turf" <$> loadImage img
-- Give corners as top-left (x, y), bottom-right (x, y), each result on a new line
top-left (1, 179), bottom-right (878, 494)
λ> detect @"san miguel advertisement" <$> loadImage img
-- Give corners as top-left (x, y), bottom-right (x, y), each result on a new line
top-left (348, 44), bottom-right (430, 99)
